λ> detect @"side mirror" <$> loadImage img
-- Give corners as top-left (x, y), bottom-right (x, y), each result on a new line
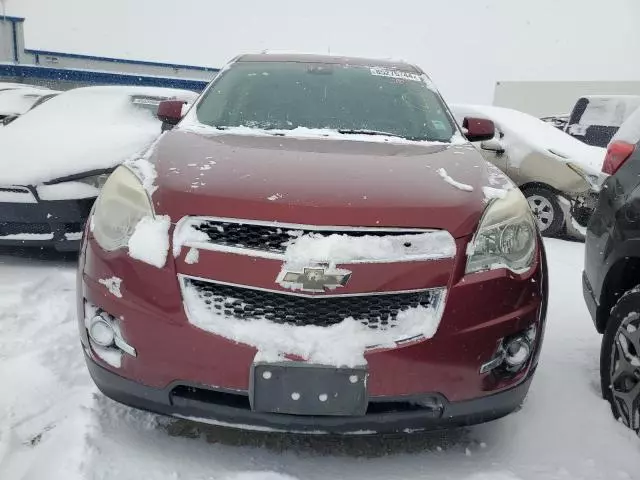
top-left (463, 116), bottom-right (495, 142)
top-left (480, 138), bottom-right (506, 154)
top-left (157, 100), bottom-right (185, 131)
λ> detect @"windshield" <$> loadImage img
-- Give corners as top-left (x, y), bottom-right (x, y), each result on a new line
top-left (195, 62), bottom-right (456, 142)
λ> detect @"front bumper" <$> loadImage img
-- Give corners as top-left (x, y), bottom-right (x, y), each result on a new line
top-left (0, 195), bottom-right (94, 251)
top-left (79, 228), bottom-right (547, 433)
top-left (85, 352), bottom-right (534, 434)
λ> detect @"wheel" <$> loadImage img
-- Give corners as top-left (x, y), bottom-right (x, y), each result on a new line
top-left (600, 287), bottom-right (640, 433)
top-left (524, 187), bottom-right (564, 236)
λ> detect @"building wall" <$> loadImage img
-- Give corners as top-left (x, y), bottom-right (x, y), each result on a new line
top-left (494, 81), bottom-right (640, 117)
top-left (0, 17), bottom-right (21, 62)
top-left (0, 16), bottom-right (216, 92)
top-left (22, 50), bottom-right (215, 81)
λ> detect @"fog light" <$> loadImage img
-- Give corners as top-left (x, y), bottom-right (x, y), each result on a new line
top-left (504, 337), bottom-right (531, 369)
top-left (89, 316), bottom-right (115, 347)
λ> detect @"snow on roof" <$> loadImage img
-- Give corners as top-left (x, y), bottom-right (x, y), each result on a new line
top-left (0, 87), bottom-right (58, 116)
top-left (576, 95), bottom-right (640, 128)
top-left (451, 104), bottom-right (606, 173)
top-left (612, 106), bottom-right (640, 145)
top-left (0, 86), bottom-right (198, 186)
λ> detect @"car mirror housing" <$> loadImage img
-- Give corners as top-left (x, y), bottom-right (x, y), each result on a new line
top-left (157, 100), bottom-right (186, 130)
top-left (463, 117), bottom-right (495, 142)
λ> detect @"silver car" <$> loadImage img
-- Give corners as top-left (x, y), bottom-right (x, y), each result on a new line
top-left (451, 104), bottom-right (606, 238)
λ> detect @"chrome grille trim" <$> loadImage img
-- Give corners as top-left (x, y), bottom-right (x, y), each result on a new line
top-left (178, 274), bottom-right (438, 299)
top-left (174, 216), bottom-right (456, 263)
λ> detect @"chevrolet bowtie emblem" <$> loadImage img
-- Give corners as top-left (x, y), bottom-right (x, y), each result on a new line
top-left (277, 266), bottom-right (352, 293)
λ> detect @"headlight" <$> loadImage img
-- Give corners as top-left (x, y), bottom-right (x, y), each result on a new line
top-left (92, 166), bottom-right (153, 251)
top-left (76, 172), bottom-right (112, 189)
top-left (567, 162), bottom-right (604, 191)
top-left (466, 189), bottom-right (537, 274)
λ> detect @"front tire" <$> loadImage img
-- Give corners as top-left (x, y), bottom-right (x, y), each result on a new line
top-left (600, 287), bottom-right (640, 433)
top-left (524, 187), bottom-right (564, 237)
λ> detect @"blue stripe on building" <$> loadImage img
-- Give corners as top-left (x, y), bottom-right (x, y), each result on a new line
top-left (1, 15), bottom-right (217, 92)
top-left (0, 64), bottom-right (211, 91)
top-left (23, 49), bottom-right (219, 73)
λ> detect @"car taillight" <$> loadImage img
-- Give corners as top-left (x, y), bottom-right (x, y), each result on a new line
top-left (602, 141), bottom-right (635, 175)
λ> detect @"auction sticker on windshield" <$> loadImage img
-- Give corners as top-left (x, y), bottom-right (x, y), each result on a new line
top-left (370, 67), bottom-right (422, 82)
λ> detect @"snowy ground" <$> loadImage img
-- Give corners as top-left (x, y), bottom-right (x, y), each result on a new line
top-left (0, 239), bottom-right (638, 480)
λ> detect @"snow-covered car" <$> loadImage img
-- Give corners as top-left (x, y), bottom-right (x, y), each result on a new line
top-left (540, 114), bottom-right (568, 131)
top-left (451, 104), bottom-right (606, 238)
top-left (0, 86), bottom-right (59, 125)
top-left (79, 53), bottom-right (548, 435)
top-left (0, 85), bottom-right (198, 251)
top-left (565, 95), bottom-right (640, 148)
top-left (0, 82), bottom-right (36, 92)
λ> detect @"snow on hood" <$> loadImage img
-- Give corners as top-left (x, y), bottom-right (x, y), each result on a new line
top-left (0, 86), bottom-right (197, 186)
top-left (451, 104), bottom-right (606, 174)
top-left (0, 87), bottom-right (57, 116)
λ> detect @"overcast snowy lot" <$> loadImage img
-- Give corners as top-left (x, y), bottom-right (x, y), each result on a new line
top-left (0, 238), bottom-right (638, 480)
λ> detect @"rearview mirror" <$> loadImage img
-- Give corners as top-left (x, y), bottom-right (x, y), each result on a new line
top-left (481, 138), bottom-right (506, 154)
top-left (157, 100), bottom-right (186, 131)
top-left (463, 117), bottom-right (495, 142)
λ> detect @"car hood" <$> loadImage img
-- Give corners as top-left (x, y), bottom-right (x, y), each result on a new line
top-left (150, 129), bottom-right (494, 238)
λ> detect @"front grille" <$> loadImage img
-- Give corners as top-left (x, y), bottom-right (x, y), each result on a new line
top-left (0, 222), bottom-right (51, 236)
top-left (193, 220), bottom-right (416, 254)
top-left (186, 278), bottom-right (436, 329)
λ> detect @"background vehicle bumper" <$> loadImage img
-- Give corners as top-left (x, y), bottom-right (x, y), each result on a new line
top-left (0, 197), bottom-right (94, 251)
top-left (85, 352), bottom-right (534, 435)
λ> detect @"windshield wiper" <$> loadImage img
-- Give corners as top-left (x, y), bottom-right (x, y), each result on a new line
top-left (337, 129), bottom-right (406, 139)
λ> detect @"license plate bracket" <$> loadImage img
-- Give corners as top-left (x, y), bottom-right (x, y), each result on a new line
top-left (250, 362), bottom-right (368, 416)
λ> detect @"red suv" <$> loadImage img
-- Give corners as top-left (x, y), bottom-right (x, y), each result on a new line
top-left (78, 54), bottom-right (547, 434)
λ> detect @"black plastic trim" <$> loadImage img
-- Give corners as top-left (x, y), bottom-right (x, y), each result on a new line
top-left (85, 354), bottom-right (534, 435)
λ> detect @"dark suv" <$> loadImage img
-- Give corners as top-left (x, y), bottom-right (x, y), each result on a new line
top-left (583, 107), bottom-right (640, 432)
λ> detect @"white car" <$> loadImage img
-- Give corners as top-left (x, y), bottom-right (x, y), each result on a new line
top-left (0, 86), bottom-right (60, 124)
top-left (450, 104), bottom-right (606, 238)
top-left (0, 85), bottom-right (199, 251)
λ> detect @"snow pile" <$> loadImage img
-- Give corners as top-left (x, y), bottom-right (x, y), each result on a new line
top-left (179, 123), bottom-right (466, 146)
top-left (0, 87), bottom-right (57, 116)
top-left (185, 248), bottom-right (200, 264)
top-left (124, 158), bottom-right (159, 195)
top-left (436, 168), bottom-right (474, 192)
top-left (183, 283), bottom-right (444, 367)
top-left (64, 232), bottom-right (83, 241)
top-left (127, 215), bottom-right (171, 268)
top-left (450, 104), bottom-right (607, 173)
top-left (98, 277), bottom-right (123, 298)
top-left (36, 182), bottom-right (100, 201)
top-left (172, 221), bottom-right (210, 257)
top-left (282, 231), bottom-right (456, 265)
top-left (0, 86), bottom-right (195, 186)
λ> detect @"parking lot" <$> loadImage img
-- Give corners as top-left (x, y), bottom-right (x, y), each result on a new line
top-left (1, 238), bottom-right (637, 480)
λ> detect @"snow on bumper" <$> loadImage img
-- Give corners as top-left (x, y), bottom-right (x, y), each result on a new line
top-left (79, 228), bottom-right (546, 406)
